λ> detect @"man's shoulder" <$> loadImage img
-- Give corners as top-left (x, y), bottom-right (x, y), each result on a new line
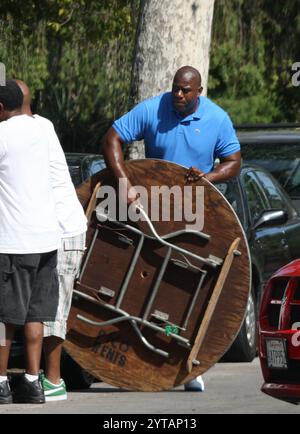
top-left (0, 119), bottom-right (7, 133)
top-left (33, 114), bottom-right (55, 130)
top-left (0, 116), bottom-right (24, 135)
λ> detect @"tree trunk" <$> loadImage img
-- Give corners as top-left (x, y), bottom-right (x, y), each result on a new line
top-left (126, 0), bottom-right (215, 159)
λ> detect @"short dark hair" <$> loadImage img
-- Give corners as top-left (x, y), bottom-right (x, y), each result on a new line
top-left (0, 79), bottom-right (23, 111)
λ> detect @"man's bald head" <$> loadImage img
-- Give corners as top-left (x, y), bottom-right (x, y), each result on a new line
top-left (174, 66), bottom-right (202, 88)
top-left (14, 79), bottom-right (33, 116)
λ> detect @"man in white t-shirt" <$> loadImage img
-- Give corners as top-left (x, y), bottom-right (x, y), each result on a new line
top-left (0, 80), bottom-right (61, 405)
top-left (16, 80), bottom-right (87, 402)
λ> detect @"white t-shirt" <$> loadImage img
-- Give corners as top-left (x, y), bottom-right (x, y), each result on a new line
top-left (34, 115), bottom-right (87, 238)
top-left (0, 115), bottom-right (61, 254)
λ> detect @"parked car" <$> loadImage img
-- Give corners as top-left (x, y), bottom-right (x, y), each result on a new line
top-left (216, 164), bottom-right (300, 362)
top-left (66, 153), bottom-right (105, 187)
top-left (238, 126), bottom-right (300, 211)
top-left (259, 259), bottom-right (300, 404)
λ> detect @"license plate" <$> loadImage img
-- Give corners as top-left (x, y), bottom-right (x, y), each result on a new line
top-left (266, 339), bottom-right (288, 370)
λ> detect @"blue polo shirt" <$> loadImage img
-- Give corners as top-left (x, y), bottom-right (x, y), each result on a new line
top-left (113, 92), bottom-right (240, 173)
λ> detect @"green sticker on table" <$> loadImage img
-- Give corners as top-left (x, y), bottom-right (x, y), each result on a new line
top-left (165, 325), bottom-right (179, 336)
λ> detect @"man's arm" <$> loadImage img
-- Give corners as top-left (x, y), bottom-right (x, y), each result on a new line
top-left (102, 127), bottom-right (139, 203)
top-left (102, 127), bottom-right (127, 179)
top-left (185, 151), bottom-right (241, 184)
top-left (206, 151), bottom-right (241, 183)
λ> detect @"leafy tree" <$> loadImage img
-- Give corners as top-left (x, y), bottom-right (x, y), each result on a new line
top-left (209, 0), bottom-right (300, 124)
top-left (0, 0), bottom-right (138, 151)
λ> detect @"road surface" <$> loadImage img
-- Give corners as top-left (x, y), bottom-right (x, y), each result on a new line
top-left (0, 359), bottom-right (299, 414)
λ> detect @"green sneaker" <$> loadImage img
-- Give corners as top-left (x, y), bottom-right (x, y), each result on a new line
top-left (42, 376), bottom-right (67, 402)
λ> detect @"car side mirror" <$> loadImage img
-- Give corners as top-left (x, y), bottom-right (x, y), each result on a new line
top-left (254, 210), bottom-right (288, 230)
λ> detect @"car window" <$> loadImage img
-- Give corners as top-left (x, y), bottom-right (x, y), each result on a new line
top-left (254, 169), bottom-right (297, 218)
top-left (242, 171), bottom-right (269, 222)
top-left (215, 179), bottom-right (245, 226)
top-left (284, 159), bottom-right (300, 197)
top-left (254, 170), bottom-right (287, 210)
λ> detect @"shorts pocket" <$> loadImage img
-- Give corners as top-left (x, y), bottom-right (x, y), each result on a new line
top-left (57, 250), bottom-right (84, 276)
top-left (0, 255), bottom-right (15, 284)
top-left (0, 255), bottom-right (15, 319)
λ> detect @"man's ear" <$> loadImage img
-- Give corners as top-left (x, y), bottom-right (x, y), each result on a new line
top-left (198, 86), bottom-right (203, 96)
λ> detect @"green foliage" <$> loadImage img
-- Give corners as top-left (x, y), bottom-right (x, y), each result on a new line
top-left (0, 0), bottom-right (138, 152)
top-left (0, 9), bottom-right (49, 95)
top-left (209, 0), bottom-right (300, 124)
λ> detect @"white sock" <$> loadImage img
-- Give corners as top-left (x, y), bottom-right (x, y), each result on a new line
top-left (25, 373), bottom-right (39, 382)
top-left (0, 375), bottom-right (8, 383)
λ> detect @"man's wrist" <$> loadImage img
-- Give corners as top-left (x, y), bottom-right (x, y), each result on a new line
top-left (205, 172), bottom-right (214, 182)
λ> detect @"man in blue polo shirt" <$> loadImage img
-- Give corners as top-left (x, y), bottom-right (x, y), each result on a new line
top-left (102, 65), bottom-right (241, 203)
top-left (102, 66), bottom-right (241, 392)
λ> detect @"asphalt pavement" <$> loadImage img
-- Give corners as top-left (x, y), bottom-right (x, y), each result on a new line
top-left (0, 358), bottom-right (299, 414)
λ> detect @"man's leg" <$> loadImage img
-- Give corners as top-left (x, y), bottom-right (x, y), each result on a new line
top-left (43, 234), bottom-right (86, 400)
top-left (0, 324), bottom-right (14, 404)
top-left (0, 323), bottom-right (15, 405)
top-left (0, 324), bottom-right (15, 376)
top-left (24, 322), bottom-right (43, 375)
top-left (13, 252), bottom-right (59, 404)
top-left (43, 336), bottom-right (63, 385)
top-left (13, 321), bottom-right (45, 404)
top-left (0, 255), bottom-right (18, 377)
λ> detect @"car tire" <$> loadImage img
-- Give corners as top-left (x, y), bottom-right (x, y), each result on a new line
top-left (61, 351), bottom-right (95, 390)
top-left (222, 286), bottom-right (257, 363)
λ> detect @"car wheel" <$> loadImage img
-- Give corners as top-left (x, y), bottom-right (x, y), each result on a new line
top-left (61, 351), bottom-right (95, 390)
top-left (222, 287), bottom-right (257, 363)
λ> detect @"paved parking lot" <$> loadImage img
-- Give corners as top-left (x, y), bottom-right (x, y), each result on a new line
top-left (0, 358), bottom-right (299, 414)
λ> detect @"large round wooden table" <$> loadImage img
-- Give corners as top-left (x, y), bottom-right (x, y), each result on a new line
top-left (64, 159), bottom-right (251, 391)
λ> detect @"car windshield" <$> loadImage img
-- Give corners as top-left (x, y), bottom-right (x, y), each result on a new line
top-left (242, 142), bottom-right (300, 196)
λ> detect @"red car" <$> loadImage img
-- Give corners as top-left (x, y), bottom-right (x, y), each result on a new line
top-left (259, 259), bottom-right (300, 404)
